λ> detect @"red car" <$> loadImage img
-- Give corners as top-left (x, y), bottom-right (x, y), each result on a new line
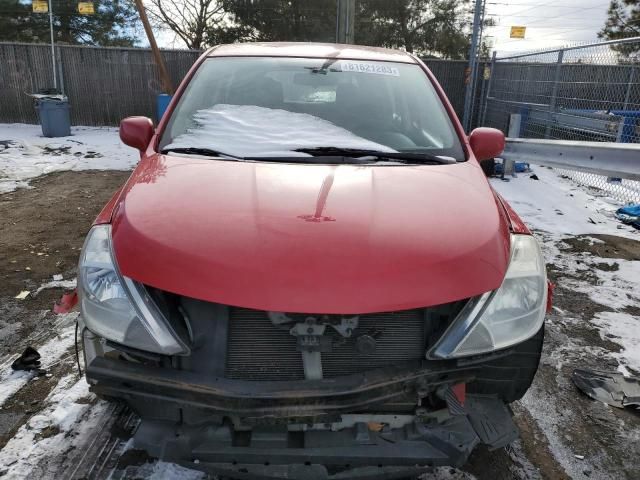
top-left (79, 43), bottom-right (549, 479)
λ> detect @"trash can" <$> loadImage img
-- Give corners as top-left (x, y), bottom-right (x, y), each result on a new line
top-left (156, 93), bottom-right (172, 122)
top-left (36, 98), bottom-right (71, 137)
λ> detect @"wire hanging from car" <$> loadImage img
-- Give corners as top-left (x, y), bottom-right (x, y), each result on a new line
top-left (75, 319), bottom-right (83, 377)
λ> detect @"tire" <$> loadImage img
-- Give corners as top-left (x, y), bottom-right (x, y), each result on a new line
top-left (479, 158), bottom-right (496, 177)
top-left (467, 325), bottom-right (545, 403)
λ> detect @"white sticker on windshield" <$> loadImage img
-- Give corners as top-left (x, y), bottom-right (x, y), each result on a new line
top-left (339, 61), bottom-right (400, 76)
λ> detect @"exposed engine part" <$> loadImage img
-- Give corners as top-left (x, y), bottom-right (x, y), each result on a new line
top-left (268, 312), bottom-right (359, 337)
top-left (355, 334), bottom-right (376, 354)
top-left (271, 314), bottom-right (362, 380)
top-left (289, 319), bottom-right (326, 380)
top-left (177, 304), bottom-right (194, 342)
top-left (330, 316), bottom-right (358, 337)
top-left (267, 311), bottom-right (292, 327)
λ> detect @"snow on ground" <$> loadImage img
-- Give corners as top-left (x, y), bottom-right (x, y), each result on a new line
top-left (0, 374), bottom-right (109, 479)
top-left (0, 124), bottom-right (137, 193)
top-left (557, 169), bottom-right (640, 207)
top-left (491, 165), bottom-right (637, 238)
top-left (34, 278), bottom-right (77, 295)
top-left (493, 167), bottom-right (640, 373)
top-left (119, 461), bottom-right (207, 480)
top-left (593, 311), bottom-right (640, 369)
top-left (492, 166), bottom-right (640, 479)
top-left (0, 315), bottom-right (77, 406)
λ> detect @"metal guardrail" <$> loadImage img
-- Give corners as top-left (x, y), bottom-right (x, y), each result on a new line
top-left (502, 138), bottom-right (640, 181)
top-left (501, 137), bottom-right (640, 205)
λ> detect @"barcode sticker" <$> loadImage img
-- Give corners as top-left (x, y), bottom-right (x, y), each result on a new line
top-left (339, 61), bottom-right (400, 76)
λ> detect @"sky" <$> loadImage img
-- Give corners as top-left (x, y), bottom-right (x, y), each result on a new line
top-left (483, 0), bottom-right (612, 55)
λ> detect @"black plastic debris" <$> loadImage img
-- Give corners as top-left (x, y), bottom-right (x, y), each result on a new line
top-left (572, 368), bottom-right (640, 409)
top-left (0, 140), bottom-right (17, 152)
top-left (11, 346), bottom-right (45, 374)
top-left (530, 174), bottom-right (539, 180)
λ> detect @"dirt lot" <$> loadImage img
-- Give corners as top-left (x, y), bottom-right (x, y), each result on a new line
top-left (0, 171), bottom-right (130, 357)
top-left (0, 170), bottom-right (639, 479)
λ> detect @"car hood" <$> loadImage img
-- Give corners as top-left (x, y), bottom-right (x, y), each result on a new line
top-left (111, 154), bottom-right (511, 314)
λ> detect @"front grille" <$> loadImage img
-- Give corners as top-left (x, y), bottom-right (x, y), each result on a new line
top-left (225, 308), bottom-right (434, 381)
top-left (225, 308), bottom-right (305, 381)
top-left (144, 286), bottom-right (469, 382)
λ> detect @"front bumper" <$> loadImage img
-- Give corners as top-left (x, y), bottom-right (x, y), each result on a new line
top-left (87, 355), bottom-right (519, 479)
top-left (88, 355), bottom-right (477, 416)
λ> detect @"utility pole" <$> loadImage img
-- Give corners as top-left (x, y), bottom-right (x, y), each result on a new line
top-left (336, 0), bottom-right (356, 44)
top-left (468, 0), bottom-right (487, 129)
top-left (134, 0), bottom-right (174, 94)
top-left (48, 0), bottom-right (57, 90)
top-left (462, 0), bottom-right (484, 133)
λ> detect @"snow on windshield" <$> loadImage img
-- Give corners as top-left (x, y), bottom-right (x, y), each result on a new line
top-left (164, 104), bottom-right (396, 158)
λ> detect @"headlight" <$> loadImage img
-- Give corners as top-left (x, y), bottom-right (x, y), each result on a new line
top-left (430, 234), bottom-right (546, 359)
top-left (78, 225), bottom-right (188, 355)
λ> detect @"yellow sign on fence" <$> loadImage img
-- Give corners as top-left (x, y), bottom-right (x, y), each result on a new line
top-left (510, 26), bottom-right (526, 39)
top-left (78, 2), bottom-right (95, 14)
top-left (32, 0), bottom-right (48, 13)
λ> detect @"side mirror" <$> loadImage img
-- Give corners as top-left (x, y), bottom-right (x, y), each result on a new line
top-left (120, 116), bottom-right (154, 152)
top-left (468, 127), bottom-right (505, 161)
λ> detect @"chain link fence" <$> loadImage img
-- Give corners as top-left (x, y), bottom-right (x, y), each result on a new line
top-left (481, 37), bottom-right (640, 205)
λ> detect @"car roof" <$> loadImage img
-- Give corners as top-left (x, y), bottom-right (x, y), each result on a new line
top-left (206, 42), bottom-right (418, 64)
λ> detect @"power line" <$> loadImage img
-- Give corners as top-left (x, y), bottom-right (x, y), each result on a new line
top-left (486, 1), bottom-right (605, 6)
top-left (495, 0), bottom-right (575, 17)
top-left (485, 3), bottom-right (610, 26)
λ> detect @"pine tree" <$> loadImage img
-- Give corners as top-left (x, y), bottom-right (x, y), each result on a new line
top-left (222, 0), bottom-right (337, 44)
top-left (0, 0), bottom-right (138, 46)
top-left (355, 0), bottom-right (472, 59)
top-left (599, 0), bottom-right (640, 58)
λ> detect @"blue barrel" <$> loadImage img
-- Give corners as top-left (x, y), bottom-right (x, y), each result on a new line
top-left (157, 94), bottom-right (172, 122)
top-left (36, 99), bottom-right (71, 137)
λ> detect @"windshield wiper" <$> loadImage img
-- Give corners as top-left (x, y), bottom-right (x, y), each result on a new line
top-left (160, 147), bottom-right (242, 159)
top-left (294, 147), bottom-right (457, 164)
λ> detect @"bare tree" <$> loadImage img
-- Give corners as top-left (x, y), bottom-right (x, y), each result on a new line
top-left (145, 0), bottom-right (227, 49)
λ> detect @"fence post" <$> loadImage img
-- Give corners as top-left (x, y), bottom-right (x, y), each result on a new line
top-left (479, 51), bottom-right (497, 127)
top-left (462, 0), bottom-right (484, 133)
top-left (508, 114), bottom-right (522, 138)
top-left (56, 46), bottom-right (65, 96)
top-left (474, 67), bottom-right (487, 129)
top-left (545, 49), bottom-right (564, 139)
top-left (336, 0), bottom-right (356, 43)
top-left (623, 66), bottom-right (636, 110)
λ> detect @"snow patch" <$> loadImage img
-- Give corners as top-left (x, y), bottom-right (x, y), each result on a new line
top-left (592, 311), bottom-right (640, 371)
top-left (0, 319), bottom-right (77, 406)
top-left (497, 166), bottom-right (640, 477)
top-left (165, 104), bottom-right (395, 158)
top-left (491, 166), bottom-right (638, 239)
top-left (0, 375), bottom-right (107, 479)
top-left (35, 278), bottom-right (77, 295)
top-left (122, 461), bottom-right (207, 480)
top-left (496, 170), bottom-right (639, 375)
top-left (0, 124), bottom-right (137, 193)
top-left (557, 257), bottom-right (639, 310)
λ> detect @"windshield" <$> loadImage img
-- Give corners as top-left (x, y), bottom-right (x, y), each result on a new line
top-left (160, 57), bottom-right (465, 161)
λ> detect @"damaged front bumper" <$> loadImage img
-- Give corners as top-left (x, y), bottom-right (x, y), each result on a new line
top-left (86, 354), bottom-right (519, 479)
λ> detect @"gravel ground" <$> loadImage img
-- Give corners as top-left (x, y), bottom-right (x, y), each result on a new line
top-left (0, 168), bottom-right (638, 479)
